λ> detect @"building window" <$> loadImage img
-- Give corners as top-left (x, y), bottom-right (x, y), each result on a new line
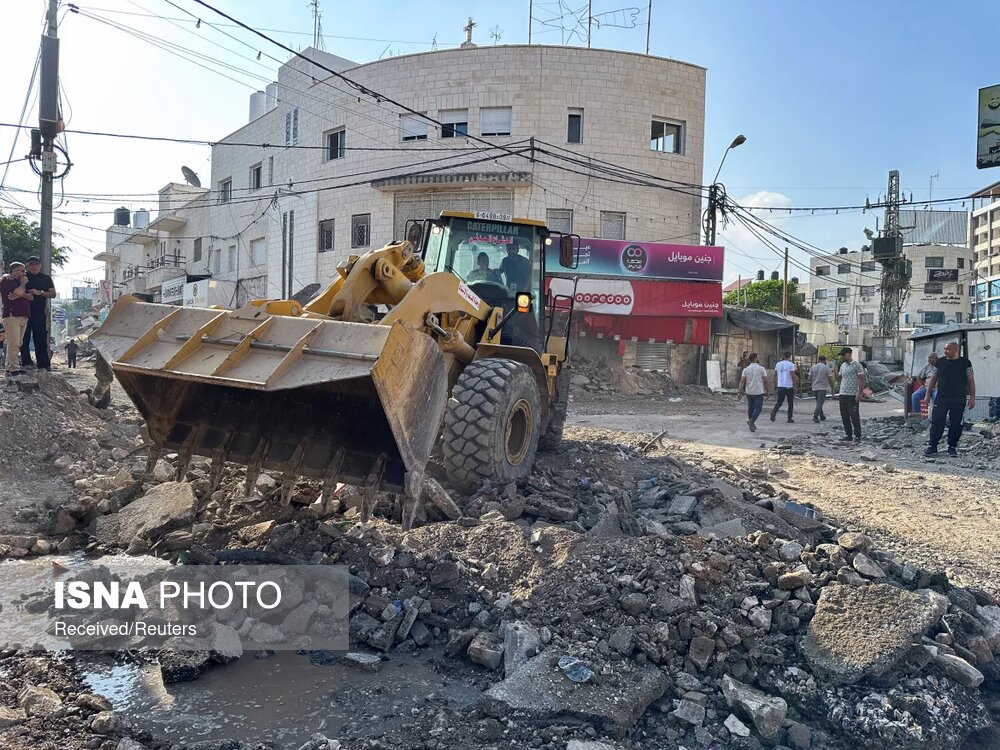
top-left (859, 313), bottom-right (875, 325)
top-left (956, 312), bottom-right (964, 323)
top-left (813, 289), bottom-right (830, 299)
top-left (228, 245), bottom-right (237, 273)
top-left (440, 109), bottom-right (469, 139)
top-left (250, 163), bottom-right (262, 191)
top-left (922, 311), bottom-right (945, 324)
top-left (924, 282), bottom-right (943, 294)
top-left (401, 114), bottom-right (428, 141)
top-left (836, 287), bottom-right (849, 299)
top-left (267, 156), bottom-right (274, 185)
top-left (860, 285), bottom-right (876, 296)
top-left (599, 211), bottom-right (626, 240)
top-left (325, 128), bottom-right (346, 160)
top-left (351, 214), bottom-right (371, 248)
top-left (836, 314), bottom-right (850, 326)
top-left (925, 256), bottom-right (944, 268)
top-left (250, 237), bottom-right (266, 266)
top-left (218, 178), bottom-right (232, 204)
top-left (285, 108), bottom-right (298, 146)
top-left (972, 284), bottom-right (980, 298)
top-left (816, 265), bottom-right (830, 276)
top-left (958, 257), bottom-right (965, 269)
top-left (861, 261), bottom-right (877, 272)
top-left (319, 219), bottom-right (335, 252)
top-left (837, 263), bottom-right (851, 274)
top-left (546, 209), bottom-right (573, 234)
top-left (192, 237), bottom-right (202, 263)
top-left (956, 284), bottom-right (964, 296)
top-left (481, 107), bottom-right (512, 136)
top-left (212, 246), bottom-right (221, 275)
top-left (650, 118), bottom-right (683, 154)
top-left (567, 108), bottom-right (583, 144)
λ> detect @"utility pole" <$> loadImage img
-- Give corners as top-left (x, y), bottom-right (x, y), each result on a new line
top-left (782, 246), bottom-right (789, 315)
top-left (38, 0), bottom-right (61, 278)
top-left (587, 1), bottom-right (592, 48)
top-left (704, 184), bottom-right (719, 245)
top-left (645, 0), bottom-right (652, 55)
top-left (875, 169), bottom-right (910, 337)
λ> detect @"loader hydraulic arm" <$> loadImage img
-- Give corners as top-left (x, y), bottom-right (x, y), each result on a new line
top-left (303, 240), bottom-right (425, 322)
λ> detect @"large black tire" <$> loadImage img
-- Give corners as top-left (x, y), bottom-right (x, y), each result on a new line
top-left (538, 367), bottom-right (570, 452)
top-left (443, 359), bottom-right (542, 493)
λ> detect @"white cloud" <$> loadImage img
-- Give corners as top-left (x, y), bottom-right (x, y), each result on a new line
top-left (717, 191), bottom-right (794, 281)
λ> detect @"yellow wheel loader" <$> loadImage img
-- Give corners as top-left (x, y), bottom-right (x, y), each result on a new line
top-left (91, 211), bottom-right (577, 525)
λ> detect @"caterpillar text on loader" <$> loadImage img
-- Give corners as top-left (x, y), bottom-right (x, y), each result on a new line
top-left (90, 211), bottom-right (578, 528)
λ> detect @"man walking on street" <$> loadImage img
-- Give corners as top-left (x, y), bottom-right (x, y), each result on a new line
top-left (809, 355), bottom-right (833, 423)
top-left (1, 262), bottom-right (32, 376)
top-left (911, 352), bottom-right (938, 415)
top-left (738, 352), bottom-right (767, 432)
top-left (923, 341), bottom-right (975, 457)
top-left (65, 339), bottom-right (79, 369)
top-left (835, 347), bottom-right (865, 442)
top-left (20, 256), bottom-right (55, 371)
top-left (770, 351), bottom-right (797, 423)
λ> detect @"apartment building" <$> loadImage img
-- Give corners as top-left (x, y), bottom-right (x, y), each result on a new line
top-left (97, 44), bottom-right (707, 306)
top-left (971, 180), bottom-right (1000, 319)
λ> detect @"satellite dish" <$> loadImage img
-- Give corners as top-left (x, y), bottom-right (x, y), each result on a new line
top-left (181, 166), bottom-right (201, 188)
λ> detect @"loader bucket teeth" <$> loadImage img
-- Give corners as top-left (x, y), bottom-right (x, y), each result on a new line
top-left (208, 445), bottom-right (229, 494)
top-left (319, 449), bottom-right (346, 509)
top-left (144, 445), bottom-right (162, 479)
top-left (175, 426), bottom-right (202, 482)
top-left (90, 297), bottom-right (449, 502)
top-left (360, 455), bottom-right (387, 523)
top-left (279, 475), bottom-right (297, 506)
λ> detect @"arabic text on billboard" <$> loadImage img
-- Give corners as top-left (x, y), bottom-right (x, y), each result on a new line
top-left (978, 84), bottom-right (1000, 169)
top-left (545, 238), bottom-right (723, 282)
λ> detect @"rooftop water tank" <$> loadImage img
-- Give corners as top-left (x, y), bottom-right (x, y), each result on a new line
top-left (114, 207), bottom-right (131, 227)
top-left (133, 208), bottom-right (150, 229)
top-left (265, 82), bottom-right (278, 111)
top-left (249, 91), bottom-right (267, 122)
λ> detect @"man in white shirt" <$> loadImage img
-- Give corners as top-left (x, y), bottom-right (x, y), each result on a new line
top-left (737, 352), bottom-right (768, 432)
top-left (809, 355), bottom-right (833, 423)
top-left (770, 350), bottom-right (798, 423)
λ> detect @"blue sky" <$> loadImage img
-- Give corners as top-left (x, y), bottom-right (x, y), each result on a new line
top-left (1, 0), bottom-right (998, 292)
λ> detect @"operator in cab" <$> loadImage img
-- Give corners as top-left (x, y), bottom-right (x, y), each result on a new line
top-left (467, 251), bottom-right (503, 284)
top-left (500, 241), bottom-right (531, 293)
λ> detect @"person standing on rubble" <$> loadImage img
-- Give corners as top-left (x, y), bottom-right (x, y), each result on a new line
top-left (20, 256), bottom-right (55, 371)
top-left (911, 352), bottom-right (938, 416)
top-left (738, 352), bottom-right (767, 432)
top-left (65, 339), bottom-right (79, 369)
top-left (1, 262), bottom-right (32, 376)
top-left (923, 341), bottom-right (975, 458)
top-left (769, 351), bottom-right (797, 423)
top-left (809, 355), bottom-right (833, 423)
top-left (835, 347), bottom-right (865, 443)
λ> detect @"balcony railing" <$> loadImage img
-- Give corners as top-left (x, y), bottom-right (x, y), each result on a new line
top-left (147, 253), bottom-right (185, 270)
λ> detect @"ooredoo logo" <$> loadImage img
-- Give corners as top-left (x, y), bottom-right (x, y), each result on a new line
top-left (620, 244), bottom-right (648, 273)
top-left (576, 293), bottom-right (633, 305)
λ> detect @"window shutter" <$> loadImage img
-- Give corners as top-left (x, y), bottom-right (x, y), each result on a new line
top-left (401, 114), bottom-right (427, 140)
top-left (481, 107), bottom-right (512, 135)
top-left (599, 211), bottom-right (626, 240)
top-left (440, 109), bottom-right (468, 125)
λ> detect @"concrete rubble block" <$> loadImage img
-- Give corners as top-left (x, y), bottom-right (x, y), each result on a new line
top-left (116, 740), bottom-right (147, 750)
top-left (671, 699), bottom-right (705, 726)
top-left (934, 652), bottom-right (984, 688)
top-left (565, 742), bottom-right (618, 750)
top-left (851, 552), bottom-right (886, 579)
top-left (159, 646), bottom-right (213, 684)
top-left (837, 532), bottom-right (871, 551)
top-left (445, 628), bottom-right (478, 657)
top-left (668, 495), bottom-right (698, 515)
top-left (423, 478), bottom-right (463, 520)
top-left (687, 635), bottom-right (715, 670)
top-left (349, 612), bottom-right (380, 644)
top-left (721, 675), bottom-right (787, 739)
top-left (342, 652), bottom-right (382, 672)
top-left (77, 693), bottom-right (113, 713)
top-left (802, 583), bottom-right (948, 685)
top-left (786, 721), bottom-right (813, 749)
top-left (724, 713), bottom-right (751, 737)
top-left (609, 625), bottom-right (637, 656)
top-left (17, 684), bottom-right (64, 718)
top-left (619, 592), bottom-right (650, 616)
top-left (468, 631), bottom-right (504, 670)
top-left (778, 541), bottom-right (805, 562)
top-left (91, 711), bottom-right (123, 735)
top-left (482, 647), bottom-right (669, 739)
top-left (397, 605), bottom-right (420, 642)
top-left (748, 606), bottom-right (772, 632)
top-left (504, 621), bottom-right (541, 676)
top-left (679, 574), bottom-right (697, 603)
top-left (976, 605), bottom-right (1000, 652)
top-left (699, 517), bottom-right (747, 540)
top-left (95, 481), bottom-right (196, 545)
top-left (777, 569), bottom-right (812, 590)
top-left (0, 706), bottom-right (27, 727)
top-left (409, 621), bottom-right (433, 648)
top-left (367, 617), bottom-right (402, 653)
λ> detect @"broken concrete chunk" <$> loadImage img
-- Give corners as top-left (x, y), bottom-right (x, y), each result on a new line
top-left (724, 713), bottom-right (751, 737)
top-left (721, 675), bottom-right (787, 739)
top-left (668, 495), bottom-right (697, 515)
top-left (687, 635), bottom-right (715, 670)
top-left (342, 652), bottom-right (382, 672)
top-left (837, 532), bottom-right (871, 551)
top-left (468, 631), bottom-right (503, 669)
top-left (851, 552), bottom-right (886, 579)
top-left (609, 625), bottom-right (637, 656)
top-left (802, 583), bottom-right (948, 685)
top-left (699, 517), bottom-right (747, 540)
top-left (934, 652), bottom-right (984, 688)
top-left (18, 684), bottom-right (63, 718)
top-left (671, 699), bottom-right (705, 726)
top-left (96, 481), bottom-right (196, 545)
top-left (504, 621), bottom-right (541, 676)
top-left (777, 569), bottom-right (812, 590)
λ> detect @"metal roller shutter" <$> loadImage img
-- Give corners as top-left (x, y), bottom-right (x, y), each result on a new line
top-left (635, 342), bottom-right (671, 371)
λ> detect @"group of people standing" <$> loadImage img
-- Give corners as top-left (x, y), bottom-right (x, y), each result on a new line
top-left (0, 258), bottom-right (55, 375)
top-left (735, 344), bottom-right (977, 455)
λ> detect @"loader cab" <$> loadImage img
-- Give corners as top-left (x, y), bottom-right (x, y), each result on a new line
top-left (422, 211), bottom-right (548, 350)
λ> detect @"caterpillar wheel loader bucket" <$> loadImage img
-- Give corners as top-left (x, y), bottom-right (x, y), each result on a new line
top-left (89, 295), bottom-right (448, 517)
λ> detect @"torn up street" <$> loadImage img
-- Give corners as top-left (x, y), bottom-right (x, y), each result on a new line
top-left (1, 357), bottom-right (998, 750)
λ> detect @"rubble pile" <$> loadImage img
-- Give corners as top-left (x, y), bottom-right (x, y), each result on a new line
top-left (568, 356), bottom-right (708, 400)
top-left (863, 416), bottom-right (1000, 469)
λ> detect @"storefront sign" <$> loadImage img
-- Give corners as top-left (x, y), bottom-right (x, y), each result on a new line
top-left (547, 277), bottom-right (722, 317)
top-left (927, 268), bottom-right (959, 282)
top-left (547, 238), bottom-right (724, 282)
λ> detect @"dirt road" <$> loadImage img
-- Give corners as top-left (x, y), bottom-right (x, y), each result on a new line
top-left (570, 392), bottom-right (1000, 597)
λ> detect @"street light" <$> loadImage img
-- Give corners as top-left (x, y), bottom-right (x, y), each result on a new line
top-left (705, 134), bottom-right (747, 245)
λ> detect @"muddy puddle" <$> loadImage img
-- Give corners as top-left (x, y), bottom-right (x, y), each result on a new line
top-left (80, 648), bottom-right (480, 748)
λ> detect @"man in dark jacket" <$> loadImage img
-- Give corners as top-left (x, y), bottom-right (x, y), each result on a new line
top-left (20, 256), bottom-right (55, 371)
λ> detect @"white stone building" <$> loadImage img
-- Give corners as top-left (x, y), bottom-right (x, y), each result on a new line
top-left (97, 44), bottom-right (706, 305)
top-left (808, 244), bottom-right (975, 333)
top-left (971, 180), bottom-right (1000, 320)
